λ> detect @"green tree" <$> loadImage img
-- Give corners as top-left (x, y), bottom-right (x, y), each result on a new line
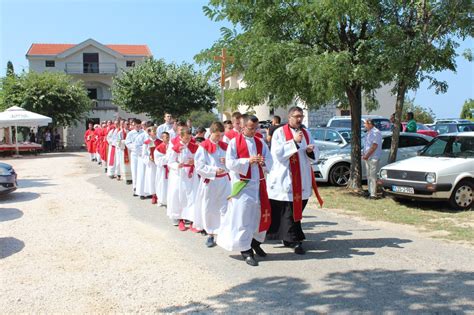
top-left (1, 71), bottom-right (91, 126)
top-left (402, 98), bottom-right (436, 124)
top-left (112, 58), bottom-right (217, 120)
top-left (184, 110), bottom-right (218, 129)
top-left (460, 98), bottom-right (474, 120)
top-left (375, 0), bottom-right (473, 163)
top-left (6, 61), bottom-right (14, 77)
top-left (197, 1), bottom-right (388, 190)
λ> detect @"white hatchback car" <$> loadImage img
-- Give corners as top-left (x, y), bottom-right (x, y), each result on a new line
top-left (313, 132), bottom-right (432, 186)
top-left (378, 132), bottom-right (474, 210)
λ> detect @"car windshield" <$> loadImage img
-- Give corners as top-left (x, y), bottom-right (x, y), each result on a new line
top-left (339, 130), bottom-right (352, 142)
top-left (456, 124), bottom-right (474, 132)
top-left (372, 119), bottom-right (392, 131)
top-left (420, 136), bottom-right (474, 158)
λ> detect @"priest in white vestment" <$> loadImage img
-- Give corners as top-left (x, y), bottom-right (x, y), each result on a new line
top-left (266, 106), bottom-right (322, 255)
top-left (217, 115), bottom-right (273, 267)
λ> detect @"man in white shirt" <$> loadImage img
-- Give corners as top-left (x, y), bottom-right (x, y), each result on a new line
top-left (362, 119), bottom-right (382, 199)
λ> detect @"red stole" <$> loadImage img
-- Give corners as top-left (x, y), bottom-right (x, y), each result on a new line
top-left (200, 139), bottom-right (228, 153)
top-left (172, 141), bottom-right (198, 178)
top-left (255, 131), bottom-right (263, 139)
top-left (225, 129), bottom-right (239, 141)
top-left (201, 139), bottom-right (230, 183)
top-left (282, 124), bottom-right (324, 222)
top-left (108, 128), bottom-right (116, 166)
top-left (235, 134), bottom-right (271, 232)
top-left (122, 129), bottom-right (130, 164)
top-left (156, 142), bottom-right (169, 179)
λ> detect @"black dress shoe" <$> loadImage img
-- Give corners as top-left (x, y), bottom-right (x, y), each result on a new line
top-left (133, 194), bottom-right (138, 197)
top-left (282, 240), bottom-right (295, 247)
top-left (245, 256), bottom-right (258, 266)
top-left (251, 239), bottom-right (267, 257)
top-left (140, 196), bottom-right (146, 200)
top-left (126, 180), bottom-right (132, 185)
top-left (294, 243), bottom-right (306, 255)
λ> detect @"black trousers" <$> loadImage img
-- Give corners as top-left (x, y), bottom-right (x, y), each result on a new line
top-left (266, 199), bottom-right (308, 243)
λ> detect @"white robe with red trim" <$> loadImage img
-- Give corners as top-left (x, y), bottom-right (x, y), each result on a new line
top-left (217, 136), bottom-right (273, 252)
top-left (142, 138), bottom-right (157, 195)
top-left (153, 144), bottom-right (169, 206)
top-left (267, 126), bottom-right (319, 201)
top-left (193, 142), bottom-right (231, 234)
top-left (166, 142), bottom-right (199, 220)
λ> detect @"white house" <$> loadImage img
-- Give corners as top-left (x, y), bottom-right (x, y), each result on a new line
top-left (223, 73), bottom-right (396, 127)
top-left (26, 38), bottom-right (152, 148)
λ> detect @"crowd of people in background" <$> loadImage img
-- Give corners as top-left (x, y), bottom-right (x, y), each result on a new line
top-left (84, 107), bottom-right (323, 267)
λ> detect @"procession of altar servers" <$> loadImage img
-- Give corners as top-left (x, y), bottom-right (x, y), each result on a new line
top-left (84, 112), bottom-right (320, 266)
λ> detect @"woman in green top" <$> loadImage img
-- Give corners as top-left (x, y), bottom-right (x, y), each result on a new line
top-left (405, 112), bottom-right (417, 132)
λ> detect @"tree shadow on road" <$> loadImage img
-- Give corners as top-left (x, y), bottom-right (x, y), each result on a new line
top-left (0, 192), bottom-right (40, 204)
top-left (158, 270), bottom-right (474, 313)
top-left (0, 237), bottom-right (25, 259)
top-left (0, 208), bottom-right (23, 222)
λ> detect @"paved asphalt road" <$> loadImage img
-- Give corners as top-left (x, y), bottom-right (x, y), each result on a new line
top-left (87, 156), bottom-right (474, 313)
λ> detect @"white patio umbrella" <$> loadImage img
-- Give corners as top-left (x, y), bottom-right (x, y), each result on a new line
top-left (0, 106), bottom-right (52, 155)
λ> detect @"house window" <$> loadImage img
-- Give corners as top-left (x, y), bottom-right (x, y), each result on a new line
top-left (45, 60), bottom-right (55, 67)
top-left (126, 60), bottom-right (135, 67)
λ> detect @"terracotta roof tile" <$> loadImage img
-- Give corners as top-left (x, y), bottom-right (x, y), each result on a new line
top-left (27, 43), bottom-right (152, 56)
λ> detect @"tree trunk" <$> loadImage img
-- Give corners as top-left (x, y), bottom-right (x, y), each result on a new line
top-left (346, 83), bottom-right (362, 191)
top-left (388, 82), bottom-right (407, 164)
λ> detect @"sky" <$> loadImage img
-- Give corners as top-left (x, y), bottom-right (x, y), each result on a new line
top-left (1, 0), bottom-right (473, 118)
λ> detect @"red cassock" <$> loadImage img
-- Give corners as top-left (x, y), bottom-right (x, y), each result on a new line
top-left (84, 129), bottom-right (96, 153)
top-left (94, 128), bottom-right (102, 154)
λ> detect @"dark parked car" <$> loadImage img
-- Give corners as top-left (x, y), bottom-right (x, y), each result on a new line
top-left (0, 162), bottom-right (17, 195)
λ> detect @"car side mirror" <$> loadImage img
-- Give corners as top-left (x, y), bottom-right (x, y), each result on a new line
top-left (333, 139), bottom-right (342, 143)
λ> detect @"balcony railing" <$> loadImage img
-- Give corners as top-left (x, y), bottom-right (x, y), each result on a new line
top-left (65, 62), bottom-right (117, 74)
top-left (91, 99), bottom-right (118, 110)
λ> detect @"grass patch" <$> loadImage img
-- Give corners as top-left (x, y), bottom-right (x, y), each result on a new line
top-left (309, 185), bottom-right (474, 245)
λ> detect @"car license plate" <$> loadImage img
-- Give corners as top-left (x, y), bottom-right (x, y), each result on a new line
top-left (392, 185), bottom-right (414, 194)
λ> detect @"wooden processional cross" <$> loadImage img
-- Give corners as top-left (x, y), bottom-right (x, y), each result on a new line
top-left (214, 48), bottom-right (233, 119)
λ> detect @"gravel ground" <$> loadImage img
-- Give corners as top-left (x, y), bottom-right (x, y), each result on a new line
top-left (1, 152), bottom-right (473, 313)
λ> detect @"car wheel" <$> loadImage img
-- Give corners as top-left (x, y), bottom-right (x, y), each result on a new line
top-left (449, 180), bottom-right (473, 210)
top-left (329, 163), bottom-right (351, 186)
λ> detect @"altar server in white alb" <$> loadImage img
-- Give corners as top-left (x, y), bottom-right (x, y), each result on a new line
top-left (266, 106), bottom-right (323, 255)
top-left (117, 120), bottom-right (132, 183)
top-left (125, 118), bottom-right (143, 193)
top-left (153, 132), bottom-right (170, 207)
top-left (156, 112), bottom-right (176, 140)
top-left (193, 122), bottom-right (231, 248)
top-left (106, 119), bottom-right (120, 179)
top-left (134, 121), bottom-right (154, 199)
top-left (217, 115), bottom-right (273, 267)
top-left (166, 129), bottom-right (199, 231)
top-left (142, 127), bottom-right (162, 204)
